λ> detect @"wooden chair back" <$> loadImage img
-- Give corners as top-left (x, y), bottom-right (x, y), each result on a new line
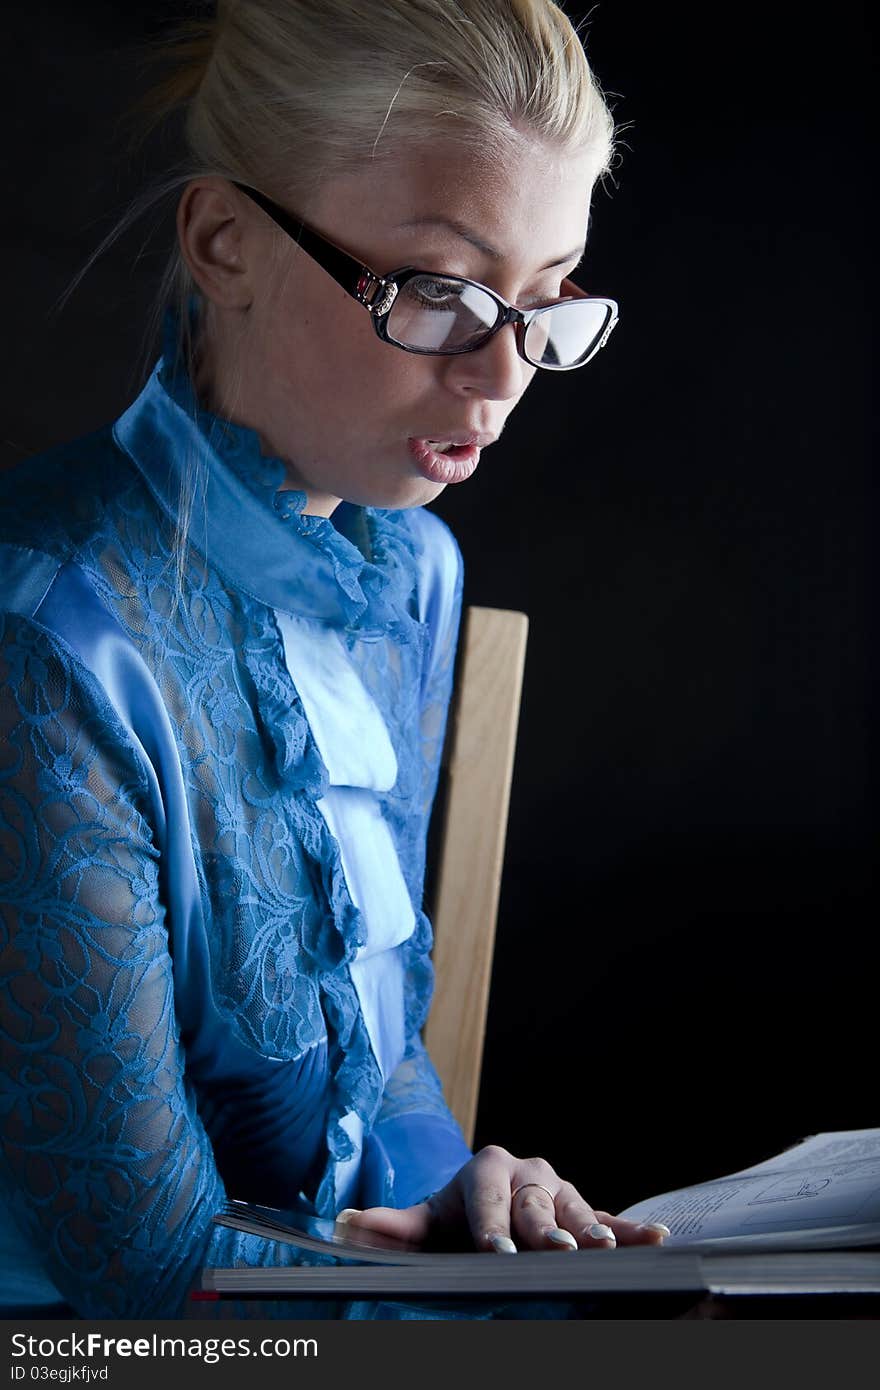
top-left (424, 605), bottom-right (529, 1146)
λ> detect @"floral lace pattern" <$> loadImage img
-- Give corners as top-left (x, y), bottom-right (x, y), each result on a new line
top-left (0, 341), bottom-right (468, 1317)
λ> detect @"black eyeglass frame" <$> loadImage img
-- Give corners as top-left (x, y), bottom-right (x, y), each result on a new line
top-left (232, 181), bottom-right (619, 371)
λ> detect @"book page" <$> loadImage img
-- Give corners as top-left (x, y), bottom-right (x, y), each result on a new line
top-left (617, 1129), bottom-right (880, 1246)
top-left (727, 1129), bottom-right (880, 1176)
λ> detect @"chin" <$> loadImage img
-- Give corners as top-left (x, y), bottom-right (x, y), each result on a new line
top-left (346, 476), bottom-right (447, 511)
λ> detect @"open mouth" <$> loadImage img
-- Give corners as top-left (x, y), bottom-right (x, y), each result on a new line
top-left (427, 441), bottom-right (474, 459)
top-left (407, 436), bottom-right (482, 484)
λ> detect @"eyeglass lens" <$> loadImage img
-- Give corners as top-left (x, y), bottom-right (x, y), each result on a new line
top-left (387, 278), bottom-right (495, 352)
top-left (523, 298), bottom-right (611, 368)
top-left (384, 274), bottom-right (611, 366)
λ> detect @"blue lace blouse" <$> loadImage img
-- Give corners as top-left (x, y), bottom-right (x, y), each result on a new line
top-left (0, 331), bottom-right (473, 1317)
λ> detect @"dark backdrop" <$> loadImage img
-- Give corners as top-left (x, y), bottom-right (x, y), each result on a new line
top-left (2, 2), bottom-right (875, 1214)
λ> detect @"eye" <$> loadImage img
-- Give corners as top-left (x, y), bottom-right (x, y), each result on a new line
top-left (407, 276), bottom-right (464, 309)
top-left (519, 284), bottom-right (565, 310)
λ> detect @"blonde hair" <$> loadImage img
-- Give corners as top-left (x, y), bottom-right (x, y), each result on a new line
top-left (133, 0), bottom-right (617, 357)
top-left (150, 0), bottom-right (614, 176)
top-left (72, 1), bottom-right (617, 588)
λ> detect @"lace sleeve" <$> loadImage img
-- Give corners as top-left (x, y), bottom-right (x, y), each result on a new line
top-left (371, 518), bottom-right (472, 1205)
top-left (0, 613), bottom-right (327, 1318)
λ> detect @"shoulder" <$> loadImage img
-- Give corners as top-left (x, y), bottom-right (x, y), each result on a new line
top-left (396, 506), bottom-right (464, 629)
top-left (0, 555), bottom-right (163, 811)
top-left (402, 504), bottom-right (462, 568)
top-left (0, 602), bottom-right (153, 797)
top-left (0, 422), bottom-right (148, 562)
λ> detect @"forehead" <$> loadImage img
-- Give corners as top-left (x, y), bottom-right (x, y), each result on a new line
top-left (308, 132), bottom-right (598, 269)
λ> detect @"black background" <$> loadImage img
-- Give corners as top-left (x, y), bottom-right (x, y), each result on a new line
top-left (2, 2), bottom-right (875, 1215)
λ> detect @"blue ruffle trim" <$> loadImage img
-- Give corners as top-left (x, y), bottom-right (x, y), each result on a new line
top-left (158, 310), bottom-right (425, 644)
top-left (238, 605), bottom-right (414, 1218)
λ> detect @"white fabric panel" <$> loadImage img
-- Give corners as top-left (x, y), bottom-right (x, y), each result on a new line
top-left (317, 787), bottom-right (415, 959)
top-left (274, 607), bottom-right (414, 1204)
top-left (275, 610), bottom-right (413, 960)
top-left (347, 947), bottom-right (406, 1088)
top-left (275, 609), bottom-right (398, 790)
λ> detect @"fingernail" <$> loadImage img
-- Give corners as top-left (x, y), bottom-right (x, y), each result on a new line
top-left (335, 1208), bottom-right (362, 1224)
top-left (487, 1233), bottom-right (518, 1254)
top-left (589, 1223), bottom-right (616, 1244)
top-left (545, 1227), bottom-right (578, 1249)
top-left (640, 1221), bottom-right (671, 1237)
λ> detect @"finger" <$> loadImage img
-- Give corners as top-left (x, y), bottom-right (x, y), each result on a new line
top-left (460, 1146), bottom-right (519, 1253)
top-left (335, 1202), bottom-right (433, 1244)
top-left (509, 1180), bottom-right (574, 1251)
top-left (545, 1181), bottom-right (619, 1249)
top-left (593, 1210), bottom-right (671, 1246)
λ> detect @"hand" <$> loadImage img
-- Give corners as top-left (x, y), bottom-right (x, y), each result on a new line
top-left (336, 1145), bottom-right (670, 1253)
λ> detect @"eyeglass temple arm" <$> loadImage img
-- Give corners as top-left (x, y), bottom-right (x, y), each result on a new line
top-left (232, 181), bottom-right (374, 303)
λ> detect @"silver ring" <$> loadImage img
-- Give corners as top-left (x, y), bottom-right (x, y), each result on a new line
top-left (510, 1182), bottom-right (556, 1204)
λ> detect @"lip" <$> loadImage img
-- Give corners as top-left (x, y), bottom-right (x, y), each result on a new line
top-left (407, 432), bottom-right (495, 485)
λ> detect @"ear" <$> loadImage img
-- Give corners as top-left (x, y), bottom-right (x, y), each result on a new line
top-left (176, 179), bottom-right (257, 310)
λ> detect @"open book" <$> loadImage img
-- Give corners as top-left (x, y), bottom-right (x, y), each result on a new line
top-left (615, 1127), bottom-right (880, 1250)
top-left (200, 1129), bottom-right (880, 1299)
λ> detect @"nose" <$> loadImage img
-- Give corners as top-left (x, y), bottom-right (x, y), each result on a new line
top-left (442, 322), bottom-right (532, 402)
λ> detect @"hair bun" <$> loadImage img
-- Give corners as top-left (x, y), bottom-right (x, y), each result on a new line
top-left (130, 16), bottom-right (219, 142)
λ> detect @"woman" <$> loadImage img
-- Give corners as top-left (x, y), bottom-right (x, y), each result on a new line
top-left (0, 0), bottom-right (666, 1319)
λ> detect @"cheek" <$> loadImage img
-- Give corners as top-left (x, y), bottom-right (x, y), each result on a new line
top-left (256, 291), bottom-right (368, 405)
top-left (259, 257), bottom-right (356, 359)
top-left (255, 265), bottom-right (444, 421)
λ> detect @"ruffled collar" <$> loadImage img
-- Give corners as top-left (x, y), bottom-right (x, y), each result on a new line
top-left (112, 313), bottom-right (419, 637)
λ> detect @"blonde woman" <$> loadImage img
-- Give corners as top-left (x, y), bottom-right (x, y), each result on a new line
top-left (0, 0), bottom-right (665, 1318)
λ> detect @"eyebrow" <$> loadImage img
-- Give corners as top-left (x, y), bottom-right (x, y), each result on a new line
top-left (396, 215), bottom-right (585, 271)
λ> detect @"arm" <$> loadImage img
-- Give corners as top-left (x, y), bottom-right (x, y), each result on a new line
top-left (346, 521), bottom-right (669, 1254)
top-left (0, 613), bottom-right (334, 1317)
top-left (366, 515), bottom-right (471, 1208)
top-left (370, 1031), bottom-right (472, 1209)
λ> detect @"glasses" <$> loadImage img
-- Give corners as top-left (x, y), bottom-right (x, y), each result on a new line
top-left (232, 182), bottom-right (619, 371)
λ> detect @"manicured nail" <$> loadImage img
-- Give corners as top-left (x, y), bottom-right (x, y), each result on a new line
top-left (335, 1208), bottom-right (362, 1224)
top-left (640, 1221), bottom-right (671, 1237)
top-left (589, 1223), bottom-right (616, 1244)
top-left (487, 1233), bottom-right (518, 1254)
top-left (545, 1227), bottom-right (578, 1249)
